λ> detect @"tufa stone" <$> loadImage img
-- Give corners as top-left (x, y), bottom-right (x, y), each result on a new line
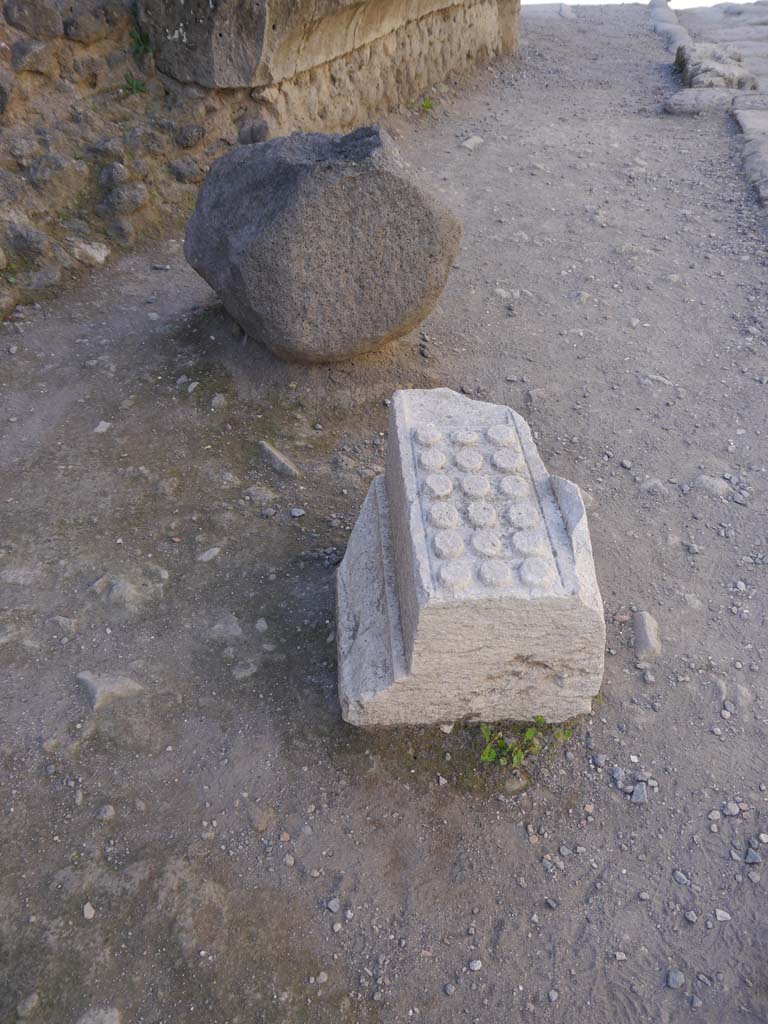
top-left (184, 125), bottom-right (461, 363)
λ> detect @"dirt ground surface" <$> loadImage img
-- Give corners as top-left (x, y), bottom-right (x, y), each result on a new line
top-left (2, 4), bottom-right (768, 1023)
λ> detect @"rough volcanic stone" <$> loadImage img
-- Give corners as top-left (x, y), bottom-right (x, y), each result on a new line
top-left (0, 67), bottom-right (15, 116)
top-left (4, 0), bottom-right (63, 36)
top-left (167, 157), bottom-right (205, 184)
top-left (336, 388), bottom-right (606, 726)
top-left (174, 124), bottom-right (205, 149)
top-left (10, 38), bottom-right (54, 75)
top-left (7, 221), bottom-right (51, 258)
top-left (61, 0), bottom-right (130, 44)
top-left (138, 0), bottom-right (267, 87)
top-left (185, 126), bottom-right (461, 363)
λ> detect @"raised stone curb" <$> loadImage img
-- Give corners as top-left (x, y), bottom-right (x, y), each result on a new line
top-left (336, 389), bottom-right (605, 726)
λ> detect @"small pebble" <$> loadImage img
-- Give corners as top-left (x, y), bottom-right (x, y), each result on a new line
top-left (469, 959), bottom-right (482, 972)
top-left (667, 969), bottom-right (685, 990)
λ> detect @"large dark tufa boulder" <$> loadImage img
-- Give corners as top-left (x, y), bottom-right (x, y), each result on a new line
top-left (184, 126), bottom-right (461, 363)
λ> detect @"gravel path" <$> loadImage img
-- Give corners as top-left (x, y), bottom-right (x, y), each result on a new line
top-left (2, 6), bottom-right (768, 1023)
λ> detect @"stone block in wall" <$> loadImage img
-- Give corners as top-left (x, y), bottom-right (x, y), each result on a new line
top-left (336, 389), bottom-right (606, 726)
top-left (139, 0), bottom-right (520, 132)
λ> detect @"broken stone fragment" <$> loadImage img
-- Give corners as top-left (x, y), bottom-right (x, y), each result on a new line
top-left (77, 670), bottom-right (144, 710)
top-left (257, 440), bottom-right (300, 479)
top-left (185, 125), bottom-right (461, 362)
top-left (336, 389), bottom-right (606, 726)
top-left (632, 611), bottom-right (661, 661)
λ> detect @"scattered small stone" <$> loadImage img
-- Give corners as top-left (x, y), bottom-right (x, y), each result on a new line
top-left (468, 959), bottom-right (482, 972)
top-left (197, 546), bottom-right (221, 562)
top-left (93, 420), bottom-right (111, 433)
top-left (210, 612), bottom-right (244, 641)
top-left (548, 989), bottom-right (559, 1003)
top-left (77, 671), bottom-right (144, 710)
top-left (444, 983), bottom-right (456, 996)
top-left (722, 801), bottom-right (740, 817)
top-left (83, 901), bottom-right (96, 920)
top-left (96, 804), bottom-right (115, 821)
top-left (257, 440), bottom-right (301, 478)
top-left (632, 611), bottom-right (661, 660)
top-left (746, 849), bottom-right (762, 865)
top-left (685, 910), bottom-right (697, 923)
top-left (290, 508), bottom-right (305, 519)
top-left (667, 969), bottom-right (685, 990)
top-left (631, 782), bottom-right (648, 804)
top-left (714, 909), bottom-right (731, 922)
top-left (284, 854), bottom-right (295, 867)
top-left (673, 869), bottom-right (689, 885)
top-left (461, 135), bottom-right (485, 151)
top-left (327, 897), bottom-right (340, 913)
top-left (639, 891), bottom-right (650, 901)
top-left (690, 995), bottom-right (703, 1010)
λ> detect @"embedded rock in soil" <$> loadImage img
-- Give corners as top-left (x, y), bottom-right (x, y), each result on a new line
top-left (184, 125), bottom-right (461, 363)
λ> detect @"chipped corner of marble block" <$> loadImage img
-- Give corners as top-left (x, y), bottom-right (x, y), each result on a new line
top-left (336, 387), bottom-right (606, 727)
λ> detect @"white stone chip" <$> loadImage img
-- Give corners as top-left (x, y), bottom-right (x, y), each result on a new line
top-left (336, 388), bottom-right (606, 726)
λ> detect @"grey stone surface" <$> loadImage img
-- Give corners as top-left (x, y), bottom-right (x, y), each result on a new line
top-left (3, 0), bottom-right (63, 37)
top-left (675, 43), bottom-right (758, 90)
top-left (664, 88), bottom-right (740, 116)
top-left (633, 610), bottom-right (661, 661)
top-left (77, 671), bottom-right (144, 710)
top-left (185, 126), bottom-right (461, 363)
top-left (336, 388), bottom-right (605, 726)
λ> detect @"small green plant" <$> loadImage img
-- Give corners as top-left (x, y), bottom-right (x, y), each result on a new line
top-left (123, 72), bottom-right (147, 95)
top-left (130, 26), bottom-right (152, 56)
top-left (420, 96), bottom-right (434, 111)
top-left (3, 261), bottom-right (17, 285)
top-left (479, 718), bottom-right (572, 768)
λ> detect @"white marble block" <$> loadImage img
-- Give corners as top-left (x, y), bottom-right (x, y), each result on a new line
top-left (336, 388), bottom-right (605, 726)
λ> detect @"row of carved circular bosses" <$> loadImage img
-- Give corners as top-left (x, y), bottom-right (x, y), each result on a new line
top-left (415, 422), bottom-right (519, 448)
top-left (419, 447), bottom-right (525, 474)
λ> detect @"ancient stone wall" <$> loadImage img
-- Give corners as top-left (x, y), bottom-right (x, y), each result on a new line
top-left (249, 0), bottom-right (519, 136)
top-left (0, 0), bottom-right (518, 318)
top-left (140, 0), bottom-right (520, 136)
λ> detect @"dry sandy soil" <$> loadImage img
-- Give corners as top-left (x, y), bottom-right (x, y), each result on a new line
top-left (2, 4), bottom-right (768, 1023)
